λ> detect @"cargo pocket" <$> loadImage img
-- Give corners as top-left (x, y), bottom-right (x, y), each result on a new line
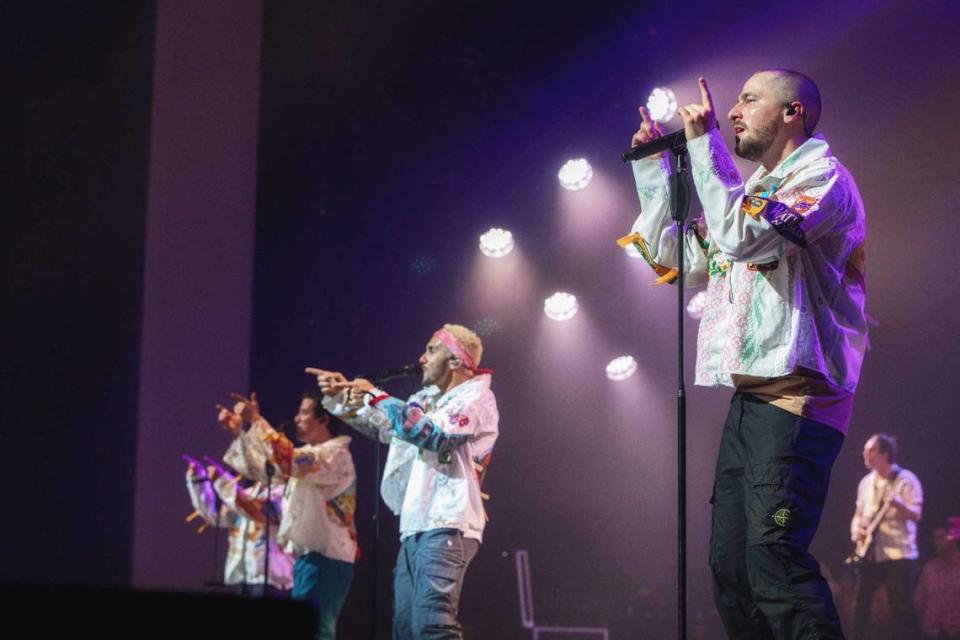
top-left (748, 462), bottom-right (800, 544)
top-left (419, 533), bottom-right (466, 610)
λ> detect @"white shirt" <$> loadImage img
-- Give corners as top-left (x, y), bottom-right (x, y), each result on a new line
top-left (850, 466), bottom-right (923, 561)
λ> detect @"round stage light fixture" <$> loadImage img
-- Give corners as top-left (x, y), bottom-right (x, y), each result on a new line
top-left (606, 355), bottom-right (638, 381)
top-left (557, 158), bottom-right (593, 191)
top-left (479, 227), bottom-right (515, 258)
top-left (543, 292), bottom-right (579, 321)
top-left (410, 255), bottom-right (436, 274)
top-left (646, 87), bottom-right (677, 123)
top-left (473, 317), bottom-right (502, 337)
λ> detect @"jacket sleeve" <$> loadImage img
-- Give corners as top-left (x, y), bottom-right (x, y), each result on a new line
top-left (286, 444), bottom-right (356, 499)
top-left (213, 476), bottom-right (281, 526)
top-left (368, 390), bottom-right (489, 453)
top-left (222, 419), bottom-right (277, 483)
top-left (624, 155), bottom-right (710, 287)
top-left (322, 393), bottom-right (392, 443)
top-left (686, 129), bottom-right (858, 263)
top-left (184, 470), bottom-right (238, 528)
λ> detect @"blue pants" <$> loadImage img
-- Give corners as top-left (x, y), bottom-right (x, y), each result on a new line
top-left (393, 529), bottom-right (479, 640)
top-left (710, 392), bottom-right (846, 639)
top-left (292, 552), bottom-right (355, 640)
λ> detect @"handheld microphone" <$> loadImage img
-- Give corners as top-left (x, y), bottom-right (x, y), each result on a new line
top-left (356, 363), bottom-right (422, 383)
top-left (621, 129), bottom-right (688, 162)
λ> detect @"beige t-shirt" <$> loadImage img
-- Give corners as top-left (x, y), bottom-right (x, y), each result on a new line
top-left (731, 368), bottom-right (854, 433)
top-left (850, 467), bottom-right (923, 562)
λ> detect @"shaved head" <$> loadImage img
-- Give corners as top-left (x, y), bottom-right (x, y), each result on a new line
top-left (756, 69), bottom-right (822, 136)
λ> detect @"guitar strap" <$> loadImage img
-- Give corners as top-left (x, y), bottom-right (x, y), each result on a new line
top-left (884, 468), bottom-right (901, 506)
top-left (865, 468), bottom-right (901, 561)
top-left (871, 468), bottom-right (901, 512)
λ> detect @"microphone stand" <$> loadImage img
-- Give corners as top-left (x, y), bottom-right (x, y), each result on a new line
top-left (625, 136), bottom-right (693, 639)
top-left (263, 461), bottom-right (275, 596)
top-left (371, 425), bottom-right (382, 640)
top-left (193, 471), bottom-right (226, 591)
top-left (357, 367), bottom-right (420, 640)
top-left (205, 487), bottom-right (225, 590)
top-left (670, 149), bottom-right (692, 640)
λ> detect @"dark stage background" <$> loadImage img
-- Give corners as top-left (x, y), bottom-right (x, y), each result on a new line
top-left (4, 1), bottom-right (960, 638)
top-left (1, 1), bottom-right (156, 586)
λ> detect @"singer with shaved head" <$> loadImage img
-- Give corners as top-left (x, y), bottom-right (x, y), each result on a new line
top-left (623, 70), bottom-right (867, 639)
top-left (307, 323), bottom-right (499, 640)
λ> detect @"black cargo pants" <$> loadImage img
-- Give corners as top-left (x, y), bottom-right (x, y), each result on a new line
top-left (710, 392), bottom-right (846, 640)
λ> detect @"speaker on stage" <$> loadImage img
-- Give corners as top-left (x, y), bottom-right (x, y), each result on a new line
top-left (0, 583), bottom-right (317, 638)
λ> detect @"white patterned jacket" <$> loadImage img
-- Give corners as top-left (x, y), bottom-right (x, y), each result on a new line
top-left (627, 130), bottom-right (867, 432)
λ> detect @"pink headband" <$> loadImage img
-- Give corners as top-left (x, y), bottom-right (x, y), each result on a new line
top-left (433, 329), bottom-right (493, 376)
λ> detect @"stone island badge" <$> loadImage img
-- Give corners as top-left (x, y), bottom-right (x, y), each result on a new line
top-left (773, 508), bottom-right (792, 528)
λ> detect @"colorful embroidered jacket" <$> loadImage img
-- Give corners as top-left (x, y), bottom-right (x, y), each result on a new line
top-left (184, 467), bottom-right (294, 590)
top-left (224, 424), bottom-right (358, 563)
top-left (628, 130), bottom-right (867, 432)
top-left (325, 374), bottom-right (498, 542)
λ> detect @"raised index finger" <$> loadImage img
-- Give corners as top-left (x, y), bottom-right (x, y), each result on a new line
top-left (305, 367), bottom-right (332, 377)
top-left (638, 105), bottom-right (653, 125)
top-left (698, 77), bottom-right (714, 109)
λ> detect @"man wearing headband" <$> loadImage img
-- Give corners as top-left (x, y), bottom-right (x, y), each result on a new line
top-left (307, 323), bottom-right (499, 640)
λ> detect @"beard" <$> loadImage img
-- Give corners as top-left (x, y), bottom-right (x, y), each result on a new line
top-left (422, 367), bottom-right (440, 387)
top-left (422, 364), bottom-right (452, 389)
top-left (734, 118), bottom-right (779, 161)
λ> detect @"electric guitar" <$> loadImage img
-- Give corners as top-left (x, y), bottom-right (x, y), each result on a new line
top-left (845, 475), bottom-right (905, 565)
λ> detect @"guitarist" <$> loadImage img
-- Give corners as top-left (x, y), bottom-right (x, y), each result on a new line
top-left (849, 433), bottom-right (923, 640)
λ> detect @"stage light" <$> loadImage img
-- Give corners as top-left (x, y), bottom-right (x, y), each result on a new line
top-left (479, 228), bottom-right (515, 258)
top-left (410, 255), bottom-right (436, 274)
top-left (686, 290), bottom-right (706, 320)
top-left (557, 158), bottom-right (593, 191)
top-left (646, 87), bottom-right (677, 123)
top-left (606, 355), bottom-right (638, 381)
top-left (543, 292), bottom-right (578, 321)
top-left (473, 317), bottom-right (502, 337)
